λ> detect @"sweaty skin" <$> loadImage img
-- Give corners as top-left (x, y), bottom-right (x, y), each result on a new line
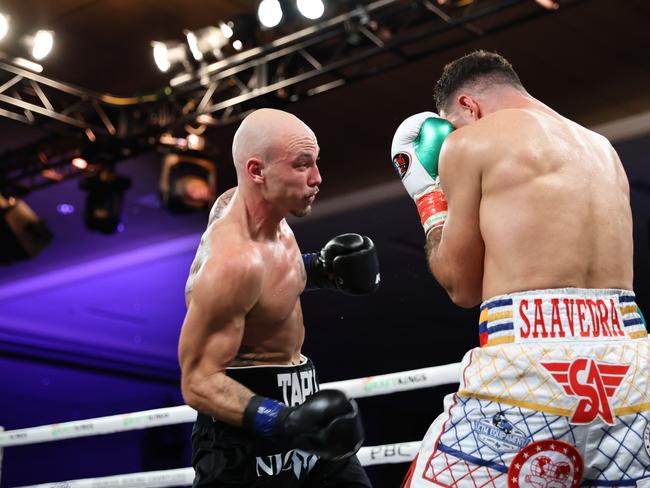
top-left (428, 88), bottom-right (633, 307)
top-left (178, 109), bottom-right (321, 426)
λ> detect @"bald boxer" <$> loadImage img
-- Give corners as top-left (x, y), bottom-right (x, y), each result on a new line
top-left (180, 109), bottom-right (377, 487)
top-left (392, 51), bottom-right (649, 487)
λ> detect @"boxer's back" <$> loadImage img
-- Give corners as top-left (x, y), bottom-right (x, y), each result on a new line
top-left (477, 107), bottom-right (633, 299)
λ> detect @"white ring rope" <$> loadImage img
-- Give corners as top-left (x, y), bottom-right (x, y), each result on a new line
top-left (0, 363), bottom-right (460, 448)
top-left (2, 363), bottom-right (459, 488)
top-left (14, 442), bottom-right (424, 488)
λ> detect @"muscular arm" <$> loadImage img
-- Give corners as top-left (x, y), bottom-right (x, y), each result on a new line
top-left (426, 134), bottom-right (485, 307)
top-left (178, 249), bottom-right (263, 425)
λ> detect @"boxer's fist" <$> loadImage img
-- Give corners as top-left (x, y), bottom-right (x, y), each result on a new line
top-left (243, 390), bottom-right (364, 460)
top-left (305, 233), bottom-right (380, 295)
top-left (280, 390), bottom-right (364, 460)
top-left (391, 112), bottom-right (453, 234)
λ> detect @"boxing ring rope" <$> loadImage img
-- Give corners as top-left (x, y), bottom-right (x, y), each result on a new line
top-left (0, 362), bottom-right (461, 488)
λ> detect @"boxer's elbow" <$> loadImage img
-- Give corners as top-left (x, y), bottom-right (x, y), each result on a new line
top-left (430, 261), bottom-right (482, 308)
top-left (181, 371), bottom-right (216, 413)
top-left (180, 374), bottom-right (202, 411)
top-left (447, 284), bottom-right (482, 308)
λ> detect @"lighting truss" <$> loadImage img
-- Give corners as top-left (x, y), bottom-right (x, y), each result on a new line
top-left (0, 0), bottom-right (564, 194)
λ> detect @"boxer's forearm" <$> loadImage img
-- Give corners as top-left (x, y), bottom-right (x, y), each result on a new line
top-left (425, 227), bottom-right (446, 284)
top-left (182, 371), bottom-right (254, 426)
top-left (425, 227), bottom-right (482, 307)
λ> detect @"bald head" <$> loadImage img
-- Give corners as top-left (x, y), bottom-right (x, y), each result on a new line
top-left (232, 109), bottom-right (316, 177)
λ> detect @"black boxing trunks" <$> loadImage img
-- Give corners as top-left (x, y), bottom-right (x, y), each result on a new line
top-left (191, 355), bottom-right (371, 487)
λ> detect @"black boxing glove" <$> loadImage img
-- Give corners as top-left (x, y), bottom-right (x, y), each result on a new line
top-left (303, 233), bottom-right (380, 295)
top-left (242, 390), bottom-right (364, 460)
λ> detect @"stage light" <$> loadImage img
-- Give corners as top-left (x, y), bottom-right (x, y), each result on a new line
top-left (0, 14), bottom-right (9, 41)
top-left (79, 168), bottom-right (131, 234)
top-left (296, 0), bottom-right (325, 20)
top-left (0, 194), bottom-right (52, 263)
top-left (258, 0), bottom-right (283, 28)
top-left (31, 30), bottom-right (54, 60)
top-left (219, 21), bottom-right (234, 39)
top-left (159, 153), bottom-right (216, 212)
top-left (228, 14), bottom-right (258, 52)
top-left (152, 41), bottom-right (188, 72)
top-left (72, 157), bottom-right (88, 169)
top-left (185, 25), bottom-right (229, 61)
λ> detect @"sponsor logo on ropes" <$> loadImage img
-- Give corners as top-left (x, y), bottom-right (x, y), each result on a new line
top-left (51, 422), bottom-right (95, 437)
top-left (256, 449), bottom-right (318, 479)
top-left (362, 374), bottom-right (427, 393)
top-left (541, 358), bottom-right (630, 425)
top-left (392, 152), bottom-right (411, 179)
top-left (507, 440), bottom-right (583, 488)
top-left (473, 412), bottom-right (529, 453)
top-left (368, 443), bottom-right (414, 461)
top-left (516, 297), bottom-right (626, 341)
top-left (644, 420), bottom-right (650, 458)
top-left (277, 368), bottom-right (319, 406)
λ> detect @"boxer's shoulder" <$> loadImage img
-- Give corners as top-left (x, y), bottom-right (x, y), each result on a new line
top-left (201, 222), bottom-right (265, 281)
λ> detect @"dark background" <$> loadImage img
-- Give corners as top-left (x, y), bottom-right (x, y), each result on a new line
top-left (0, 0), bottom-right (649, 487)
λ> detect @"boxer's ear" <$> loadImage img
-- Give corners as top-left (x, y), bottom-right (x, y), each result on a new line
top-left (458, 95), bottom-right (481, 120)
top-left (247, 158), bottom-right (264, 182)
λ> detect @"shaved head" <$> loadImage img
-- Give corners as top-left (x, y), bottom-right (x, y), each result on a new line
top-left (230, 108), bottom-right (321, 218)
top-left (232, 108), bottom-right (316, 177)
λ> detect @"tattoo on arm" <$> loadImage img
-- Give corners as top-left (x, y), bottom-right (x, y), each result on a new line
top-left (425, 227), bottom-right (443, 259)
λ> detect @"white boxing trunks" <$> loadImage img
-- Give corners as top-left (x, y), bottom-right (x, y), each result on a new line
top-left (403, 288), bottom-right (650, 488)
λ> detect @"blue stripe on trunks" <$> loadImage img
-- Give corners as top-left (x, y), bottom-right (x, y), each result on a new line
top-left (479, 321), bottom-right (488, 334)
top-left (619, 295), bottom-right (636, 303)
top-left (484, 298), bottom-right (513, 309)
top-left (624, 317), bottom-right (644, 328)
top-left (487, 322), bottom-right (514, 334)
top-left (582, 478), bottom-right (639, 486)
top-left (436, 443), bottom-right (508, 473)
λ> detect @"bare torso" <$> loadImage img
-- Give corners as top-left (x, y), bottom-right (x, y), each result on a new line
top-left (475, 107), bottom-right (633, 298)
top-left (184, 196), bottom-right (306, 367)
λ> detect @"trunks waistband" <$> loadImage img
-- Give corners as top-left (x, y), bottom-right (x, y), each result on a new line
top-left (196, 355), bottom-right (320, 428)
top-left (479, 288), bottom-right (647, 347)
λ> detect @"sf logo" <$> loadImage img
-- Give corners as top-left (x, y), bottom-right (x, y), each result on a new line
top-left (541, 358), bottom-right (629, 425)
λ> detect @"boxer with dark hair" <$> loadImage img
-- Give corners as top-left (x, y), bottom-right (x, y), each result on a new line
top-left (180, 108), bottom-right (378, 487)
top-left (392, 51), bottom-right (649, 487)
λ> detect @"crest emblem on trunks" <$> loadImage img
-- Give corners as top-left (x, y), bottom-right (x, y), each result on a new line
top-left (541, 358), bottom-right (629, 425)
top-left (644, 420), bottom-right (650, 458)
top-left (392, 152), bottom-right (410, 179)
top-left (508, 440), bottom-right (583, 488)
top-left (473, 412), bottom-right (529, 453)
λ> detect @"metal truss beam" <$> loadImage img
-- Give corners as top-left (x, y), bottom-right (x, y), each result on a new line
top-left (0, 0), bottom-right (560, 195)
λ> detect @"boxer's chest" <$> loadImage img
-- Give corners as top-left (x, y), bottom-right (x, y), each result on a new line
top-left (250, 238), bottom-right (305, 324)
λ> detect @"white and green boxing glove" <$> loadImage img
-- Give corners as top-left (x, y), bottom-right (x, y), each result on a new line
top-left (391, 112), bottom-right (454, 235)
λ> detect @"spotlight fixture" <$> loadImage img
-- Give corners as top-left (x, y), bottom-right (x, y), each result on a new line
top-left (79, 168), bottom-right (131, 234)
top-left (29, 30), bottom-right (54, 60)
top-left (219, 21), bottom-right (234, 39)
top-left (159, 153), bottom-right (216, 212)
top-left (296, 0), bottom-right (325, 20)
top-left (151, 41), bottom-right (188, 72)
top-left (0, 13), bottom-right (9, 41)
top-left (185, 25), bottom-right (229, 61)
top-left (257, 0), bottom-right (283, 28)
top-left (0, 193), bottom-right (52, 263)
